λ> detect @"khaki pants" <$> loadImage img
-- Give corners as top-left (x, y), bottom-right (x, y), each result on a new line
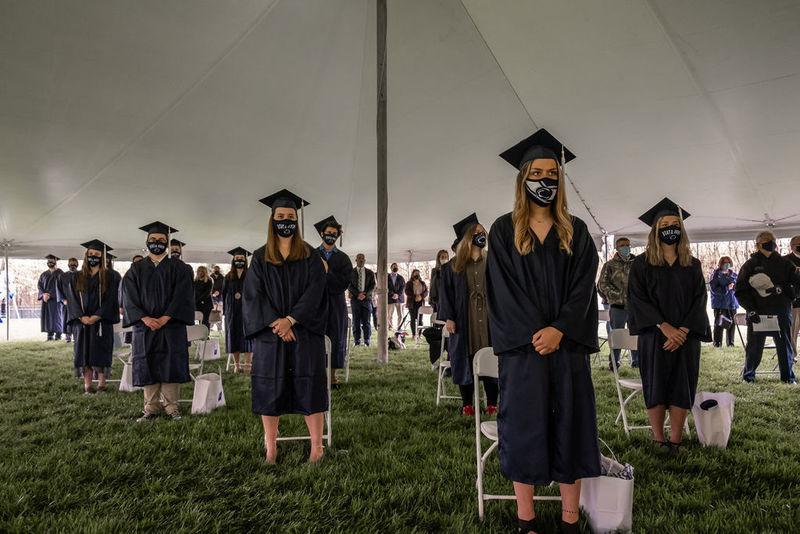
top-left (388, 303), bottom-right (403, 329)
top-left (791, 308), bottom-right (800, 360)
top-left (143, 383), bottom-right (181, 415)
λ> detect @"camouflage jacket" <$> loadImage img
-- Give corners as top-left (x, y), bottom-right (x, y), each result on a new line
top-left (598, 253), bottom-right (635, 307)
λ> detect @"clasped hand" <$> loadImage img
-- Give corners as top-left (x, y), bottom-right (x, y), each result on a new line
top-left (661, 323), bottom-right (689, 352)
top-left (142, 316), bottom-right (170, 331)
top-left (532, 326), bottom-right (563, 356)
top-left (271, 318), bottom-right (296, 342)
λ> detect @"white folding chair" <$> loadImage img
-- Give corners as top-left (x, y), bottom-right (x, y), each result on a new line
top-left (436, 326), bottom-right (460, 406)
top-left (179, 324), bottom-right (212, 404)
top-left (610, 329), bottom-right (690, 437)
top-left (193, 311), bottom-right (203, 325)
top-left (734, 312), bottom-right (779, 377)
top-left (276, 336), bottom-right (333, 448)
top-left (90, 322), bottom-right (130, 386)
top-left (415, 305), bottom-right (434, 344)
top-left (473, 347), bottom-right (560, 520)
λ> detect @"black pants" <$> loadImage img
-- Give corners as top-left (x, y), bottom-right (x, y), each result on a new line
top-left (713, 308), bottom-right (736, 346)
top-left (459, 378), bottom-right (498, 407)
top-left (408, 301), bottom-right (423, 336)
top-left (743, 307), bottom-right (795, 383)
top-left (351, 300), bottom-right (372, 345)
top-left (197, 304), bottom-right (212, 328)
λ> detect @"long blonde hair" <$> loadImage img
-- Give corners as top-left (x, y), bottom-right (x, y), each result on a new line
top-left (512, 160), bottom-right (574, 255)
top-left (195, 265), bottom-right (210, 282)
top-left (265, 211), bottom-right (310, 265)
top-left (75, 250), bottom-right (109, 295)
top-left (451, 223), bottom-right (486, 273)
top-left (645, 216), bottom-right (692, 267)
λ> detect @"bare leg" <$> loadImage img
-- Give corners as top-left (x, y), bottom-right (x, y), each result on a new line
top-left (647, 405), bottom-right (667, 442)
top-left (559, 481), bottom-right (581, 524)
top-left (97, 371), bottom-right (106, 390)
top-left (513, 482), bottom-right (536, 523)
top-left (82, 367), bottom-right (93, 393)
top-left (233, 352), bottom-right (241, 372)
top-left (244, 352), bottom-right (252, 374)
top-left (668, 406), bottom-right (688, 444)
top-left (261, 415), bottom-right (279, 464)
top-left (304, 412), bottom-right (325, 463)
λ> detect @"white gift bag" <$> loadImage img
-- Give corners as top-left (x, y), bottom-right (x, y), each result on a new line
top-left (196, 339), bottom-right (221, 361)
top-left (692, 391), bottom-right (735, 448)
top-left (191, 373), bottom-right (226, 415)
top-left (118, 361), bottom-right (142, 392)
top-left (580, 442), bottom-right (634, 533)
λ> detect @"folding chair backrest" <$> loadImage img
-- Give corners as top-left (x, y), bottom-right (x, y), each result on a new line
top-left (734, 312), bottom-right (748, 326)
top-left (324, 336), bottom-right (332, 357)
top-left (609, 328), bottom-right (638, 351)
top-left (193, 311), bottom-right (204, 324)
top-left (112, 323), bottom-right (132, 334)
top-left (186, 324), bottom-right (209, 343)
top-left (598, 308), bottom-right (610, 322)
top-left (473, 347), bottom-right (498, 379)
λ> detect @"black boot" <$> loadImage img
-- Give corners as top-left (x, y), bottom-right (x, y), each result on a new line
top-left (517, 517), bottom-right (539, 534)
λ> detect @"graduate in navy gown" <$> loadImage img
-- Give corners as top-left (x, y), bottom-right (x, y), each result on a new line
top-left (627, 198), bottom-right (711, 453)
top-left (243, 189), bottom-right (328, 464)
top-left (122, 221), bottom-right (195, 422)
top-left (223, 247), bottom-right (253, 373)
top-left (314, 215), bottom-right (353, 387)
top-left (486, 129), bottom-right (600, 534)
top-left (438, 212), bottom-right (498, 416)
top-left (65, 240), bottom-right (120, 394)
top-left (38, 255), bottom-right (65, 341)
top-left (59, 258), bottom-right (80, 343)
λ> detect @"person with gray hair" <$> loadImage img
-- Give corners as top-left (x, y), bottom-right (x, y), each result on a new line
top-left (735, 231), bottom-right (800, 384)
top-left (783, 235), bottom-right (800, 359)
top-left (597, 236), bottom-right (638, 369)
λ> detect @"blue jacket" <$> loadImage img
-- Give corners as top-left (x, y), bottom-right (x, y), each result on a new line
top-left (709, 268), bottom-right (738, 310)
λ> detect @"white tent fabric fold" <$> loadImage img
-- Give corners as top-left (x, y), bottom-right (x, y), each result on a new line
top-left (1, 0), bottom-right (799, 263)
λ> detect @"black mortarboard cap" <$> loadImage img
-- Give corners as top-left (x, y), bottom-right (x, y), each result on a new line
top-left (314, 215), bottom-right (342, 235)
top-left (106, 252), bottom-right (116, 260)
top-left (227, 247), bottom-right (252, 257)
top-left (45, 254), bottom-right (59, 261)
top-left (139, 221), bottom-right (178, 235)
top-left (80, 239), bottom-right (113, 252)
top-left (170, 239), bottom-right (186, 247)
top-left (453, 212), bottom-right (479, 240)
top-left (638, 197), bottom-right (691, 227)
top-left (258, 189), bottom-right (309, 211)
top-left (499, 128), bottom-right (576, 171)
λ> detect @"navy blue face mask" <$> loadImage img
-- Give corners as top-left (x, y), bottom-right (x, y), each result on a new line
top-left (233, 260), bottom-right (246, 269)
top-left (658, 225), bottom-right (681, 245)
top-left (761, 240), bottom-right (776, 252)
top-left (147, 240), bottom-right (167, 255)
top-left (472, 232), bottom-right (487, 248)
top-left (322, 233), bottom-right (338, 245)
top-left (86, 256), bottom-right (101, 268)
top-left (273, 219), bottom-right (298, 238)
top-left (525, 178), bottom-right (559, 207)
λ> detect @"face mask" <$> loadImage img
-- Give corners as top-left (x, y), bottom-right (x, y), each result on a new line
top-left (794, 245), bottom-right (800, 254)
top-left (86, 256), bottom-right (101, 268)
top-left (392, 267), bottom-right (398, 273)
top-left (233, 260), bottom-right (246, 269)
top-left (658, 225), bottom-right (681, 245)
top-left (273, 219), bottom-right (297, 238)
top-left (323, 234), bottom-right (338, 245)
top-left (722, 263), bottom-right (732, 271)
top-left (68, 265), bottom-right (78, 272)
top-left (472, 233), bottom-right (487, 249)
top-left (618, 246), bottom-right (631, 258)
top-left (412, 274), bottom-right (420, 280)
top-left (147, 241), bottom-right (167, 255)
top-left (525, 178), bottom-right (558, 207)
top-left (761, 240), bottom-right (776, 252)
top-left (47, 261), bottom-right (56, 268)
top-left (170, 251), bottom-right (181, 259)
top-left (439, 257), bottom-right (448, 264)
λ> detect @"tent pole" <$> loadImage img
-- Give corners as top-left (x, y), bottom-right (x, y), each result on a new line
top-left (3, 242), bottom-right (9, 341)
top-left (376, 0), bottom-right (388, 364)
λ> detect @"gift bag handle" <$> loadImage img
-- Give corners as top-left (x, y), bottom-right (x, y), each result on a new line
top-left (598, 437), bottom-right (619, 463)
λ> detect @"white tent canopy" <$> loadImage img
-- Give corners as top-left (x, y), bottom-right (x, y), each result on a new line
top-left (1, 0), bottom-right (799, 263)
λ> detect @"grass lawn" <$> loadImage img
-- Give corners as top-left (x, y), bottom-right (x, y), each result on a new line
top-left (0, 338), bottom-right (798, 533)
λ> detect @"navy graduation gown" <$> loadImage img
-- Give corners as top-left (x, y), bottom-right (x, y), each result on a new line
top-left (243, 244), bottom-right (329, 416)
top-left (66, 271), bottom-right (121, 371)
top-left (59, 271), bottom-right (77, 335)
top-left (627, 255), bottom-right (710, 409)
top-left (437, 261), bottom-right (491, 386)
top-left (222, 274), bottom-right (252, 353)
top-left (318, 246), bottom-right (353, 369)
top-left (486, 213), bottom-right (600, 485)
top-left (38, 269), bottom-right (64, 333)
top-left (122, 256), bottom-right (195, 386)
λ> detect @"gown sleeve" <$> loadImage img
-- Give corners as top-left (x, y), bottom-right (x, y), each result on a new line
top-left (165, 260), bottom-right (196, 325)
top-left (327, 252), bottom-right (353, 294)
top-left (486, 216), bottom-right (548, 352)
top-left (65, 280), bottom-right (84, 325)
top-left (437, 264), bottom-right (455, 323)
top-left (243, 250), bottom-right (280, 338)
top-left (37, 273), bottom-right (46, 300)
top-left (122, 266), bottom-right (145, 328)
top-left (98, 272), bottom-right (121, 323)
top-left (734, 259), bottom-right (757, 312)
top-left (680, 260), bottom-right (711, 338)
top-left (627, 256), bottom-right (664, 334)
top-left (289, 253), bottom-right (328, 334)
top-left (550, 219), bottom-right (600, 350)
